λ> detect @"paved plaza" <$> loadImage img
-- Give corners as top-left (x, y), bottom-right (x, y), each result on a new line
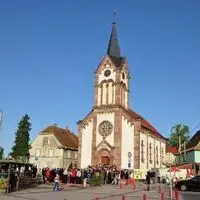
top-left (0, 184), bottom-right (200, 200)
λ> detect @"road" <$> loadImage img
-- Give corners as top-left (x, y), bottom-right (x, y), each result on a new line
top-left (179, 191), bottom-right (200, 200)
top-left (0, 183), bottom-right (199, 200)
top-left (160, 185), bottom-right (200, 200)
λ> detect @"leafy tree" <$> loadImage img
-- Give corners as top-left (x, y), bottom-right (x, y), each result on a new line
top-left (10, 114), bottom-right (31, 162)
top-left (168, 124), bottom-right (190, 147)
top-left (0, 147), bottom-right (4, 159)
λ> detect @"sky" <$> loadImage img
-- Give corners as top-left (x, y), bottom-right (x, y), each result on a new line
top-left (0, 0), bottom-right (200, 156)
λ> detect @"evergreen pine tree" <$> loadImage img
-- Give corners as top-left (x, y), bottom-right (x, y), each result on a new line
top-left (0, 147), bottom-right (4, 160)
top-left (68, 162), bottom-right (73, 170)
top-left (10, 114), bottom-right (31, 161)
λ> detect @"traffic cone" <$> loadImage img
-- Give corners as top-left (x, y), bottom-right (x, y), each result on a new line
top-left (120, 181), bottom-right (123, 188)
top-left (161, 192), bottom-right (165, 200)
top-left (143, 193), bottom-right (147, 200)
top-left (175, 190), bottom-right (180, 200)
top-left (133, 183), bottom-right (136, 190)
top-left (158, 185), bottom-right (161, 193)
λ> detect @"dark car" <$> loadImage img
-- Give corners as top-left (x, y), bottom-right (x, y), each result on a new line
top-left (175, 176), bottom-right (200, 191)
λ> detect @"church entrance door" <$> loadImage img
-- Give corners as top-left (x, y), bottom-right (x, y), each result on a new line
top-left (101, 156), bottom-right (110, 165)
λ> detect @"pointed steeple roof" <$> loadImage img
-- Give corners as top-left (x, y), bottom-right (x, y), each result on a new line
top-left (107, 17), bottom-right (121, 58)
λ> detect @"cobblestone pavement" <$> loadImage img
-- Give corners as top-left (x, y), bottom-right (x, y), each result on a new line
top-left (0, 184), bottom-right (199, 200)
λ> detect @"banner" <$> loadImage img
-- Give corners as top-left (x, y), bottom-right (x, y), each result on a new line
top-left (133, 169), bottom-right (148, 180)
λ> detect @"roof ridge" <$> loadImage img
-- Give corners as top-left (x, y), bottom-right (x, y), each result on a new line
top-left (125, 108), bottom-right (166, 140)
top-left (41, 125), bottom-right (78, 149)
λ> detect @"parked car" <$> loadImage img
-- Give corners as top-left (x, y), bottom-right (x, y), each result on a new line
top-left (175, 176), bottom-right (200, 191)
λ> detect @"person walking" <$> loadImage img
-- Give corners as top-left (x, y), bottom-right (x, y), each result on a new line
top-left (53, 173), bottom-right (60, 191)
top-left (146, 171), bottom-right (151, 191)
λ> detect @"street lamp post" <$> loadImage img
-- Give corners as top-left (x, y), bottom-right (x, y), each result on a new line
top-left (165, 152), bottom-right (176, 200)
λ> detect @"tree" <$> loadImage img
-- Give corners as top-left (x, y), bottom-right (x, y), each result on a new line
top-left (0, 147), bottom-right (4, 159)
top-left (68, 162), bottom-right (73, 170)
top-left (10, 114), bottom-right (31, 162)
top-left (168, 124), bottom-right (190, 147)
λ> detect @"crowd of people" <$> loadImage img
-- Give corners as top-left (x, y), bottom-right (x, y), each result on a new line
top-left (38, 164), bottom-right (135, 191)
top-left (0, 163), bottom-right (159, 192)
top-left (39, 164), bottom-right (133, 186)
top-left (2, 162), bottom-right (195, 193)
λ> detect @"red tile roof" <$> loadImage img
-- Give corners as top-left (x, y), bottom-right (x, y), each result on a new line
top-left (177, 130), bottom-right (200, 154)
top-left (186, 130), bottom-right (200, 150)
top-left (127, 109), bottom-right (166, 140)
top-left (166, 146), bottom-right (178, 155)
top-left (78, 107), bottom-right (166, 141)
top-left (41, 126), bottom-right (78, 150)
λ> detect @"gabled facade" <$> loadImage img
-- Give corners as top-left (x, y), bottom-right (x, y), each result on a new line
top-left (29, 126), bottom-right (78, 169)
top-left (78, 19), bottom-right (167, 170)
top-left (176, 130), bottom-right (200, 164)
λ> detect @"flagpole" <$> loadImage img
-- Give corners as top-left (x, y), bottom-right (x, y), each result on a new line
top-left (169, 163), bottom-right (173, 200)
top-left (184, 142), bottom-right (186, 163)
top-left (178, 136), bottom-right (181, 164)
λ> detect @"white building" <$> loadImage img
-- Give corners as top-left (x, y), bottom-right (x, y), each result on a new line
top-left (78, 19), bottom-right (167, 170)
top-left (29, 125), bottom-right (78, 169)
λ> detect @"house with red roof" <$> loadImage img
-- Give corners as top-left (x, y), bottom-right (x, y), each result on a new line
top-left (176, 130), bottom-right (200, 166)
top-left (166, 146), bottom-right (178, 155)
top-left (29, 125), bottom-right (78, 169)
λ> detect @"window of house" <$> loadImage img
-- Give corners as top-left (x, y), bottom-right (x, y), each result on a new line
top-left (74, 161), bottom-right (77, 168)
top-left (75, 152), bottom-right (78, 159)
top-left (43, 137), bottom-right (48, 146)
top-left (71, 152), bottom-right (75, 158)
top-left (156, 146), bottom-right (159, 165)
top-left (161, 148), bottom-right (164, 164)
top-left (64, 150), bottom-right (68, 157)
top-left (60, 149), bottom-right (63, 157)
top-left (49, 149), bottom-right (54, 157)
top-left (141, 140), bottom-right (145, 163)
top-left (149, 143), bottom-right (152, 164)
top-left (67, 151), bottom-right (71, 158)
top-left (35, 149), bottom-right (40, 157)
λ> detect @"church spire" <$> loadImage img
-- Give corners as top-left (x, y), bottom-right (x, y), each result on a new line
top-left (107, 11), bottom-right (121, 58)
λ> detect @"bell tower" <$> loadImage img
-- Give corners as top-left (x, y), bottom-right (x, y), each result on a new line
top-left (94, 17), bottom-right (130, 109)
top-left (78, 14), bottom-right (167, 170)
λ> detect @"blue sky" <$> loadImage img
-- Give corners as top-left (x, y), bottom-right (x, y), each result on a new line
top-left (0, 0), bottom-right (200, 156)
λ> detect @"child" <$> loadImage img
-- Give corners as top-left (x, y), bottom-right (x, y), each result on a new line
top-left (53, 174), bottom-right (60, 191)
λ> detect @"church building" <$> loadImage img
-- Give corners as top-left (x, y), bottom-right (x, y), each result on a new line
top-left (77, 19), bottom-right (167, 170)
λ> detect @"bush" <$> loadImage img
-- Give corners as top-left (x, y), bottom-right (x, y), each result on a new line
top-left (89, 172), bottom-right (103, 186)
top-left (0, 178), bottom-right (8, 189)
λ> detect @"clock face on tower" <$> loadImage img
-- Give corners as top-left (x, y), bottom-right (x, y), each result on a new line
top-left (104, 70), bottom-right (111, 77)
top-left (98, 121), bottom-right (113, 137)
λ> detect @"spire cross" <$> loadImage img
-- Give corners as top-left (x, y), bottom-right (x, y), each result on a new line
top-left (113, 10), bottom-right (116, 23)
